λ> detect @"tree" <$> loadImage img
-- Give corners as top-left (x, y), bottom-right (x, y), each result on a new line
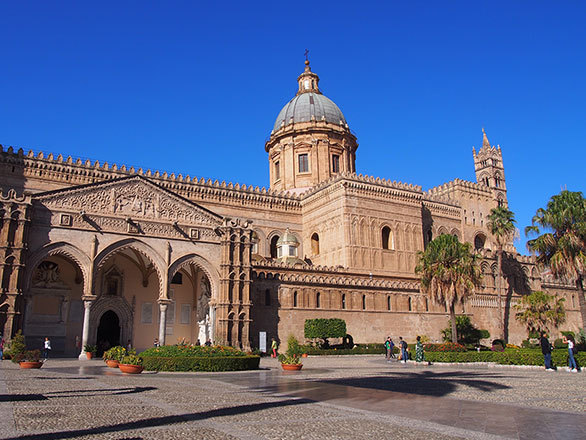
top-left (304, 318), bottom-right (346, 348)
top-left (514, 290), bottom-right (566, 334)
top-left (441, 315), bottom-right (490, 345)
top-left (415, 234), bottom-right (482, 343)
top-left (487, 206), bottom-right (516, 340)
top-left (525, 190), bottom-right (586, 328)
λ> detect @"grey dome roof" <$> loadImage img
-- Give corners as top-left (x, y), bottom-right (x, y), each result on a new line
top-left (273, 92), bottom-right (346, 133)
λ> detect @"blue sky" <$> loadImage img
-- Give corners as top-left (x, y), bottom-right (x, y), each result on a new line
top-left (1, 2), bottom-right (584, 253)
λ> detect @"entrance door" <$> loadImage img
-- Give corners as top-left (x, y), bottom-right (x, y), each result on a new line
top-left (96, 310), bottom-right (120, 355)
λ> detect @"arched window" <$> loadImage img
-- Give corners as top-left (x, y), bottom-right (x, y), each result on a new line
top-left (474, 233), bottom-right (486, 250)
top-left (265, 289), bottom-right (271, 306)
top-left (270, 235), bottom-right (280, 258)
top-left (316, 292), bottom-right (321, 308)
top-left (311, 233), bottom-right (320, 255)
top-left (382, 226), bottom-right (394, 250)
top-left (387, 295), bottom-right (391, 311)
top-left (293, 291), bottom-right (298, 308)
top-left (341, 294), bottom-right (346, 309)
top-left (362, 294), bottom-right (366, 310)
top-left (495, 174), bottom-right (501, 188)
top-left (408, 297), bottom-right (412, 311)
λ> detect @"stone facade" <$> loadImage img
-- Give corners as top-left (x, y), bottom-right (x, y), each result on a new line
top-left (0, 62), bottom-right (582, 355)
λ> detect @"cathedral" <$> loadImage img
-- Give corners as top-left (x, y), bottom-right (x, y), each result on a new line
top-left (0, 60), bottom-right (581, 356)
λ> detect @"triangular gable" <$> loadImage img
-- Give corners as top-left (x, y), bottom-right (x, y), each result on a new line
top-left (34, 175), bottom-right (223, 227)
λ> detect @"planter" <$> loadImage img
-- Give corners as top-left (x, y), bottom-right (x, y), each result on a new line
top-left (86, 352), bottom-right (94, 360)
top-left (118, 364), bottom-right (144, 374)
top-left (19, 361), bottom-right (43, 369)
top-left (281, 363), bottom-right (303, 371)
top-left (106, 359), bottom-right (120, 368)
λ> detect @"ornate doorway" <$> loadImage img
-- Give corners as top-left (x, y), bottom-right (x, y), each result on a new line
top-left (96, 310), bottom-right (120, 355)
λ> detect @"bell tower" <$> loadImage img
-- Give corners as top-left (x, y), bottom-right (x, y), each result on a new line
top-left (473, 129), bottom-right (507, 206)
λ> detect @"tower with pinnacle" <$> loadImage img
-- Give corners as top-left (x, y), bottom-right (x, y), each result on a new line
top-left (473, 129), bottom-right (507, 207)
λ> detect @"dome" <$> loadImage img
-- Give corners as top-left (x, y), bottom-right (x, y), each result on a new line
top-left (277, 229), bottom-right (299, 246)
top-left (272, 92), bottom-right (347, 133)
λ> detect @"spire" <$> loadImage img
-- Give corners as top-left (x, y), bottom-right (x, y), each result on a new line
top-left (297, 56), bottom-right (320, 95)
top-left (482, 128), bottom-right (491, 148)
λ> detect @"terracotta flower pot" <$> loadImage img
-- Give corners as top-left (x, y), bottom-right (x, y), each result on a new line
top-left (118, 364), bottom-right (144, 374)
top-left (86, 352), bottom-right (93, 360)
top-left (301, 353), bottom-right (308, 358)
top-left (106, 359), bottom-right (120, 368)
top-left (281, 363), bottom-right (303, 371)
top-left (19, 361), bottom-right (43, 369)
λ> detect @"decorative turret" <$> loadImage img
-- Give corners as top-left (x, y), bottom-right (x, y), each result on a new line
top-left (265, 58), bottom-right (358, 193)
top-left (473, 128), bottom-right (507, 206)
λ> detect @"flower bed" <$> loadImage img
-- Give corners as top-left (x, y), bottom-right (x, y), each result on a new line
top-left (423, 343), bottom-right (467, 352)
top-left (139, 344), bottom-right (260, 372)
top-left (423, 348), bottom-right (586, 366)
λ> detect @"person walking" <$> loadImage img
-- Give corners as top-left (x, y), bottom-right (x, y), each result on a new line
top-left (43, 337), bottom-right (51, 360)
top-left (389, 338), bottom-right (396, 360)
top-left (0, 336), bottom-right (4, 361)
top-left (399, 337), bottom-right (408, 363)
top-left (540, 331), bottom-right (554, 371)
top-left (384, 337), bottom-right (392, 361)
top-left (563, 334), bottom-right (578, 372)
top-left (271, 338), bottom-right (278, 358)
top-left (415, 336), bottom-right (425, 364)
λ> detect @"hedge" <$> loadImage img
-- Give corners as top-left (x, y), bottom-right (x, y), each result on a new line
top-left (423, 349), bottom-right (586, 366)
top-left (140, 345), bottom-right (248, 358)
top-left (141, 355), bottom-right (260, 372)
top-left (304, 318), bottom-right (347, 340)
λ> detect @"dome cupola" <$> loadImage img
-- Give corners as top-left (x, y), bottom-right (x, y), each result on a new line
top-left (266, 59), bottom-right (358, 193)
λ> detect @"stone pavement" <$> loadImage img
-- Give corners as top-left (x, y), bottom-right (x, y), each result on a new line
top-left (0, 355), bottom-right (584, 439)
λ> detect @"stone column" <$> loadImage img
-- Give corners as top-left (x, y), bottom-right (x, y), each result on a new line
top-left (78, 297), bottom-right (95, 360)
top-left (158, 301), bottom-right (169, 345)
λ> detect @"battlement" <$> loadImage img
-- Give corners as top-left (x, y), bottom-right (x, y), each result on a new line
top-left (0, 145), bottom-right (304, 208)
top-left (427, 178), bottom-right (492, 198)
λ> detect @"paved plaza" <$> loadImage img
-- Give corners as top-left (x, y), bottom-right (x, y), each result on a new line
top-left (0, 355), bottom-right (584, 440)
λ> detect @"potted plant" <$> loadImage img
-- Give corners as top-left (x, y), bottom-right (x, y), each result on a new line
top-left (103, 346), bottom-right (127, 368)
top-left (84, 344), bottom-right (97, 360)
top-left (118, 353), bottom-right (144, 374)
top-left (15, 349), bottom-right (43, 369)
top-left (6, 330), bottom-right (27, 363)
top-left (279, 335), bottom-right (303, 371)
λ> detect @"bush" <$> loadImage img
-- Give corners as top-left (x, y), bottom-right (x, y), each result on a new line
top-left (304, 318), bottom-right (346, 347)
top-left (423, 348), bottom-right (586, 366)
top-left (121, 354), bottom-right (142, 366)
top-left (441, 316), bottom-right (487, 344)
top-left (103, 346), bottom-right (127, 362)
top-left (7, 330), bottom-right (26, 363)
top-left (302, 343), bottom-right (393, 356)
top-left (553, 338), bottom-right (565, 349)
top-left (141, 356), bottom-right (260, 372)
top-left (13, 349), bottom-right (41, 363)
top-left (423, 343), bottom-right (467, 352)
top-left (141, 344), bottom-right (249, 358)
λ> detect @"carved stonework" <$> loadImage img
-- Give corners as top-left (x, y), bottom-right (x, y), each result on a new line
top-left (37, 176), bottom-right (222, 227)
top-left (32, 261), bottom-right (67, 288)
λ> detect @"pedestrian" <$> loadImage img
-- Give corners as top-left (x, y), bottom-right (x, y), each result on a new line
top-left (415, 336), bottom-right (425, 363)
top-left (540, 331), bottom-right (554, 371)
top-left (43, 337), bottom-right (51, 360)
top-left (563, 334), bottom-right (578, 372)
top-left (399, 337), bottom-right (408, 363)
top-left (195, 339), bottom-right (201, 346)
top-left (153, 338), bottom-right (160, 347)
top-left (0, 335), bottom-right (4, 361)
top-left (204, 339), bottom-right (212, 347)
top-left (384, 337), bottom-right (392, 361)
top-left (271, 338), bottom-right (278, 358)
top-left (389, 338), bottom-right (396, 359)
top-left (126, 339), bottom-right (132, 352)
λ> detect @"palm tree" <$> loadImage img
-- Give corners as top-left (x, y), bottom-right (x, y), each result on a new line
top-left (525, 190), bottom-right (586, 328)
top-left (415, 234), bottom-right (482, 343)
top-left (487, 206), bottom-right (516, 340)
top-left (514, 290), bottom-right (566, 335)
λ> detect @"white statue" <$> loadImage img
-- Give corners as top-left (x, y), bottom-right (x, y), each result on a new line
top-left (197, 278), bottom-right (211, 343)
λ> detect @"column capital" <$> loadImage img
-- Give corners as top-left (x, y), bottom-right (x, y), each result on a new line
top-left (157, 298), bottom-right (173, 306)
top-left (82, 295), bottom-right (97, 302)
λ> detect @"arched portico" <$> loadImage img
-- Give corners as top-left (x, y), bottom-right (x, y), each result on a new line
top-left (89, 294), bottom-right (134, 354)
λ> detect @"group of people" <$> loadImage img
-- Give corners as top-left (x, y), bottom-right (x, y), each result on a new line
top-left (384, 336), bottom-right (426, 364)
top-left (540, 331), bottom-right (580, 372)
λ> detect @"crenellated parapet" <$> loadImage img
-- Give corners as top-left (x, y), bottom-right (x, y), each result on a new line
top-left (0, 145), bottom-right (303, 211)
top-left (427, 178), bottom-right (493, 199)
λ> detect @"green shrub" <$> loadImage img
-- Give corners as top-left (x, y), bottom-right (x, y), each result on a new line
top-left (140, 344), bottom-right (248, 358)
top-left (103, 346), bottom-right (127, 362)
top-left (13, 349), bottom-right (41, 363)
top-left (553, 338), bottom-right (565, 349)
top-left (141, 356), bottom-right (260, 372)
top-left (423, 343), bottom-right (467, 352)
top-left (441, 316), bottom-right (487, 344)
top-left (561, 331), bottom-right (575, 339)
top-left (304, 318), bottom-right (346, 347)
top-left (121, 354), bottom-right (142, 366)
top-left (7, 330), bottom-right (26, 363)
top-left (423, 348), bottom-right (586, 366)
